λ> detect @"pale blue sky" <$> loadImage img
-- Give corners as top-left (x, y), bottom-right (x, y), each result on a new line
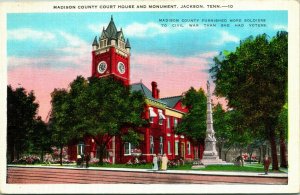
top-left (8, 11), bottom-right (287, 59)
top-left (7, 11), bottom-right (288, 119)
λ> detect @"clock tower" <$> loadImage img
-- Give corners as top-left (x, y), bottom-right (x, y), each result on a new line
top-left (91, 16), bottom-right (131, 85)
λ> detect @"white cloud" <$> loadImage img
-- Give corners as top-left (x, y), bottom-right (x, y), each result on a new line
top-left (8, 31), bottom-right (91, 70)
top-left (59, 31), bottom-right (88, 47)
top-left (88, 23), bottom-right (107, 33)
top-left (56, 31), bottom-right (90, 55)
top-left (124, 22), bottom-right (170, 38)
top-left (8, 28), bottom-right (55, 41)
top-left (273, 24), bottom-right (287, 31)
top-left (88, 21), bottom-right (205, 38)
top-left (213, 31), bottom-right (239, 45)
top-left (198, 51), bottom-right (219, 59)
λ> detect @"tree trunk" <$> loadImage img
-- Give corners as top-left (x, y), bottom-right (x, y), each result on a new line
top-left (224, 147), bottom-right (231, 162)
top-left (268, 129), bottom-right (279, 171)
top-left (60, 145), bottom-right (63, 166)
top-left (218, 144), bottom-right (223, 159)
top-left (10, 143), bottom-right (15, 162)
top-left (249, 152), bottom-right (252, 164)
top-left (258, 146), bottom-right (262, 164)
top-left (41, 151), bottom-right (44, 163)
top-left (279, 132), bottom-right (288, 168)
top-left (98, 147), bottom-right (104, 165)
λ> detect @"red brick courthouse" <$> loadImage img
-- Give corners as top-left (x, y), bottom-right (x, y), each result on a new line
top-left (68, 17), bottom-right (204, 164)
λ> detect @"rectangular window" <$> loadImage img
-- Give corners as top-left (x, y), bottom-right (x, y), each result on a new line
top-left (150, 136), bottom-right (154, 154)
top-left (175, 141), bottom-right (179, 155)
top-left (124, 142), bottom-right (131, 155)
top-left (187, 142), bottom-right (191, 155)
top-left (167, 117), bottom-right (170, 128)
top-left (77, 143), bottom-right (85, 156)
top-left (149, 107), bottom-right (157, 123)
top-left (168, 141), bottom-right (171, 154)
top-left (174, 118), bottom-right (178, 127)
top-left (149, 115), bottom-right (154, 123)
top-left (158, 110), bottom-right (165, 126)
top-left (159, 118), bottom-right (163, 125)
top-left (159, 137), bottom-right (163, 154)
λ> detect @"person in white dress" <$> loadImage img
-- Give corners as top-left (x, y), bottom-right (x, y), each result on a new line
top-left (161, 153), bottom-right (168, 171)
top-left (152, 154), bottom-right (158, 171)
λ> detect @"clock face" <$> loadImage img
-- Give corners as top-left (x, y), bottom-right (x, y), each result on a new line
top-left (97, 61), bottom-right (107, 74)
top-left (117, 62), bottom-right (125, 74)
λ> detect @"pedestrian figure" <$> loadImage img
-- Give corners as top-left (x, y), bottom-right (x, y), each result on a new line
top-left (77, 155), bottom-right (82, 167)
top-left (236, 156), bottom-right (244, 166)
top-left (263, 155), bottom-right (271, 175)
top-left (152, 154), bottom-right (158, 170)
top-left (81, 154), bottom-right (84, 168)
top-left (161, 153), bottom-right (168, 171)
top-left (85, 153), bottom-right (90, 168)
top-left (157, 154), bottom-right (162, 170)
top-left (44, 153), bottom-right (51, 165)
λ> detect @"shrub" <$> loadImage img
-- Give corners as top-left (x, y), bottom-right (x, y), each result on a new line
top-left (12, 155), bottom-right (41, 164)
top-left (167, 160), bottom-right (178, 168)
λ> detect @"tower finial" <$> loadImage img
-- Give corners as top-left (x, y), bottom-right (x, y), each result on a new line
top-left (207, 80), bottom-right (210, 94)
top-left (111, 15), bottom-right (113, 21)
top-left (92, 36), bottom-right (99, 46)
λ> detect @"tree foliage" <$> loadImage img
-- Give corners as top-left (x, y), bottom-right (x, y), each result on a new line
top-left (176, 87), bottom-right (207, 144)
top-left (7, 85), bottom-right (39, 162)
top-left (50, 76), bottom-right (147, 164)
top-left (277, 102), bottom-right (288, 168)
top-left (49, 88), bottom-right (73, 165)
top-left (210, 32), bottom-right (288, 170)
top-left (29, 116), bottom-right (52, 161)
top-left (213, 104), bottom-right (233, 159)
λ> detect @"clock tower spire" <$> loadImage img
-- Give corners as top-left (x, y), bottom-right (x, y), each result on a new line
top-left (91, 16), bottom-right (131, 85)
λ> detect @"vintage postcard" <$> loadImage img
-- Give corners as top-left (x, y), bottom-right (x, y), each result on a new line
top-left (0, 0), bottom-right (299, 194)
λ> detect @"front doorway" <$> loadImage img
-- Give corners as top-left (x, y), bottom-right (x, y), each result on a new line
top-left (180, 142), bottom-right (185, 159)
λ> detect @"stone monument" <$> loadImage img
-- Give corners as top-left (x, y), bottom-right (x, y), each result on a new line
top-left (201, 81), bottom-right (224, 165)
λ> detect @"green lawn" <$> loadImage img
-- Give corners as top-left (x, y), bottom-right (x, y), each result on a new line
top-left (90, 163), bottom-right (283, 173)
top-left (11, 162), bottom-right (285, 173)
top-left (196, 164), bottom-right (265, 172)
top-left (90, 163), bottom-right (153, 169)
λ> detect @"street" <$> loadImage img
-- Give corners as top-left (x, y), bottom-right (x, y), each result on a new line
top-left (7, 166), bottom-right (288, 185)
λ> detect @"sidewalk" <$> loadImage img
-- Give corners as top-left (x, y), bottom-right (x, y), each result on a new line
top-left (8, 164), bottom-right (288, 178)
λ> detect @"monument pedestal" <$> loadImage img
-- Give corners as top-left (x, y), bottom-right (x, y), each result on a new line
top-left (201, 141), bottom-right (225, 165)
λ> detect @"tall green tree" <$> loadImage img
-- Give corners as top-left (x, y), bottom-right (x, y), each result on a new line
top-left (213, 103), bottom-right (232, 160)
top-left (49, 88), bottom-right (74, 165)
top-left (277, 103), bottom-right (288, 168)
top-left (176, 87), bottom-right (207, 149)
top-left (29, 116), bottom-right (52, 161)
top-left (210, 32), bottom-right (288, 170)
top-left (50, 76), bottom-right (147, 164)
top-left (7, 85), bottom-right (39, 162)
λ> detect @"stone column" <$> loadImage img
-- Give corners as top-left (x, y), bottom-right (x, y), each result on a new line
top-left (201, 81), bottom-right (222, 164)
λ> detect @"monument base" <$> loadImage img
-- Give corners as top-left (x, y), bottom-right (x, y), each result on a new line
top-left (201, 154), bottom-right (227, 165)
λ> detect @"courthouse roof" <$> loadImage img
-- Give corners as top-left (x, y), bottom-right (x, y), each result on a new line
top-left (105, 16), bottom-right (118, 40)
top-left (160, 96), bottom-right (182, 108)
top-left (97, 16), bottom-right (130, 47)
top-left (131, 83), bottom-right (166, 105)
top-left (92, 36), bottom-right (99, 46)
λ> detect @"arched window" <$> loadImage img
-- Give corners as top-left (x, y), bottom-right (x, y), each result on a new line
top-left (150, 136), bottom-right (154, 154)
top-left (159, 136), bottom-right (163, 154)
